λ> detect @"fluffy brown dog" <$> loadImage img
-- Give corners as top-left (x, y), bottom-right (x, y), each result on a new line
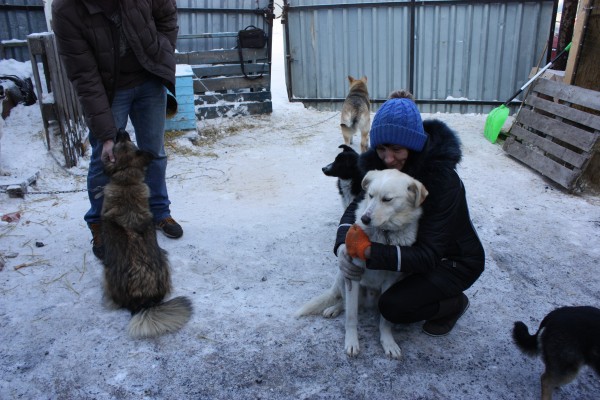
top-left (340, 75), bottom-right (370, 153)
top-left (101, 129), bottom-right (192, 338)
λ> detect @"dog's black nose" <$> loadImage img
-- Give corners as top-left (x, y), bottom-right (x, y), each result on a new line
top-left (361, 215), bottom-right (371, 225)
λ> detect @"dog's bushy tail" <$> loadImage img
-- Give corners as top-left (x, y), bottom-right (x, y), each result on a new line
top-left (512, 321), bottom-right (540, 356)
top-left (295, 284), bottom-right (341, 318)
top-left (128, 296), bottom-right (193, 339)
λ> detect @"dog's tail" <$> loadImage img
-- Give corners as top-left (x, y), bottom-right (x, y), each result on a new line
top-left (128, 296), bottom-right (193, 339)
top-left (295, 283), bottom-right (341, 318)
top-left (512, 321), bottom-right (541, 356)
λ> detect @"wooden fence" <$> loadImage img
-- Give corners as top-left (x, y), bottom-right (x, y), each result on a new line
top-left (27, 32), bottom-right (86, 168)
top-left (175, 31), bottom-right (272, 121)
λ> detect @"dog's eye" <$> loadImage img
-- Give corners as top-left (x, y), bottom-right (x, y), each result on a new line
top-left (382, 197), bottom-right (392, 202)
top-left (368, 194), bottom-right (374, 199)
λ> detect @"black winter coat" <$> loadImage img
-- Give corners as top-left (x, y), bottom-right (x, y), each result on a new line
top-left (335, 119), bottom-right (485, 293)
top-left (52, 0), bottom-right (178, 142)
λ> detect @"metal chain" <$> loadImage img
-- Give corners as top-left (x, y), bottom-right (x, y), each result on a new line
top-left (0, 188), bottom-right (88, 195)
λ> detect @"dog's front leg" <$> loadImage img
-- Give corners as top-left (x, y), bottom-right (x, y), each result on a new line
top-left (379, 316), bottom-right (401, 359)
top-left (379, 275), bottom-right (402, 359)
top-left (344, 277), bottom-right (361, 357)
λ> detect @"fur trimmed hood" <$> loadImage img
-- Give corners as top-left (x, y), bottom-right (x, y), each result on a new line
top-left (358, 119), bottom-right (462, 184)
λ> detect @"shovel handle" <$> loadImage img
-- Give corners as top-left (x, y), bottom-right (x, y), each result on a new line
top-left (502, 42), bottom-right (572, 106)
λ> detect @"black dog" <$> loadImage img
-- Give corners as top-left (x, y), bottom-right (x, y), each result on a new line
top-left (513, 306), bottom-right (600, 400)
top-left (322, 144), bottom-right (362, 209)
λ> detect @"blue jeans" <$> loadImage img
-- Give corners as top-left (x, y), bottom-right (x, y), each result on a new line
top-left (84, 78), bottom-right (171, 225)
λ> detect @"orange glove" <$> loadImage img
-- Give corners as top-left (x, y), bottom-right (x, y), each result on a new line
top-left (345, 224), bottom-right (371, 260)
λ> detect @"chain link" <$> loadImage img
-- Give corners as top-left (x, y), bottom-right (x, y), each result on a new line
top-left (0, 188), bottom-right (87, 195)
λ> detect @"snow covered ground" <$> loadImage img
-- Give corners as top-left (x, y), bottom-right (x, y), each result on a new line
top-left (1, 19), bottom-right (599, 400)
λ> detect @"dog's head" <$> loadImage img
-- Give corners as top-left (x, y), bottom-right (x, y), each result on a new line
top-left (103, 129), bottom-right (154, 181)
top-left (359, 169), bottom-right (428, 230)
top-left (322, 144), bottom-right (359, 178)
top-left (348, 75), bottom-right (368, 86)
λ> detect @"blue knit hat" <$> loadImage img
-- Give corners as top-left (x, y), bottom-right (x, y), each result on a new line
top-left (369, 98), bottom-right (427, 151)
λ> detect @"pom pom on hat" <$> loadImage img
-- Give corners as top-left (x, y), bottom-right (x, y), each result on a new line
top-left (369, 98), bottom-right (427, 151)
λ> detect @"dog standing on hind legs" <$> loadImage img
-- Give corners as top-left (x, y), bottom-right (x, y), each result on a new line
top-left (512, 306), bottom-right (600, 400)
top-left (101, 129), bottom-right (192, 338)
top-left (340, 75), bottom-right (370, 153)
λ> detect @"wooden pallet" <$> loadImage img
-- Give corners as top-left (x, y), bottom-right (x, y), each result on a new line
top-left (503, 78), bottom-right (600, 191)
top-left (175, 33), bottom-right (272, 120)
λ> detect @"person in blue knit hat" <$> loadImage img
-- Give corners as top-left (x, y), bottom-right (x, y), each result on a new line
top-left (334, 90), bottom-right (485, 336)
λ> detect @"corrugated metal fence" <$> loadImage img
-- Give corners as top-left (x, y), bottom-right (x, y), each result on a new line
top-left (0, 0), bottom-right (47, 61)
top-left (282, 0), bottom-right (558, 113)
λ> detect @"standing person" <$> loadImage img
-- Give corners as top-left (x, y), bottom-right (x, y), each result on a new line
top-left (335, 91), bottom-right (485, 336)
top-left (51, 0), bottom-right (183, 260)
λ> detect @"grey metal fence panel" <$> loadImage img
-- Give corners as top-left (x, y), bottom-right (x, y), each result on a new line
top-left (176, 0), bottom-right (274, 53)
top-left (0, 0), bottom-right (47, 61)
top-left (283, 0), bottom-right (557, 114)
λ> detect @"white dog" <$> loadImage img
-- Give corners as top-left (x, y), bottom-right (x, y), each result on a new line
top-left (297, 169), bottom-right (428, 358)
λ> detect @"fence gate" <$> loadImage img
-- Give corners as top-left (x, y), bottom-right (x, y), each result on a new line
top-left (282, 0), bottom-right (558, 114)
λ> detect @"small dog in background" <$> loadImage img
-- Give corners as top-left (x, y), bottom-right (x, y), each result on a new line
top-left (512, 305), bottom-right (600, 400)
top-left (322, 144), bottom-right (362, 209)
top-left (340, 75), bottom-right (370, 153)
top-left (102, 129), bottom-right (192, 338)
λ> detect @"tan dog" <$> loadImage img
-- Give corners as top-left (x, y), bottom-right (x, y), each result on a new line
top-left (297, 169), bottom-right (428, 358)
top-left (102, 129), bottom-right (192, 338)
top-left (340, 75), bottom-right (370, 153)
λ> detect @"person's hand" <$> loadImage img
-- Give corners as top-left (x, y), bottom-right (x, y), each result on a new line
top-left (345, 224), bottom-right (371, 260)
top-left (338, 244), bottom-right (364, 281)
top-left (101, 139), bottom-right (115, 163)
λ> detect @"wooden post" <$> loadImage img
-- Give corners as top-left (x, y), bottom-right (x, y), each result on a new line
top-left (563, 0), bottom-right (600, 90)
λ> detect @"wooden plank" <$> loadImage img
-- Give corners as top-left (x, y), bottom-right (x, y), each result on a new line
top-left (509, 124), bottom-right (589, 168)
top-left (533, 78), bottom-right (600, 112)
top-left (193, 75), bottom-right (270, 93)
top-left (195, 91), bottom-right (271, 105)
top-left (503, 137), bottom-right (580, 189)
top-left (178, 32), bottom-right (238, 39)
top-left (196, 101), bottom-right (272, 119)
top-left (193, 63), bottom-right (268, 77)
top-left (175, 48), bottom-right (268, 65)
top-left (525, 94), bottom-right (600, 131)
top-left (517, 108), bottom-right (598, 151)
top-left (564, 0), bottom-right (593, 85)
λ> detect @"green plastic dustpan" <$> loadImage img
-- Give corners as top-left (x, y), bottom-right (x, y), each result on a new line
top-left (484, 104), bottom-right (510, 143)
top-left (483, 42), bottom-right (572, 144)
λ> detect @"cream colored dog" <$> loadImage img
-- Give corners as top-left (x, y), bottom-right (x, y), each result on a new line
top-left (297, 169), bottom-right (428, 358)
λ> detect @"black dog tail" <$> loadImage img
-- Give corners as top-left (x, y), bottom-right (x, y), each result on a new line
top-left (512, 321), bottom-right (540, 356)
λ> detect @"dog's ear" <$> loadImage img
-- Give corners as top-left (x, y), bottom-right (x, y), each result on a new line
top-left (137, 150), bottom-right (154, 167)
top-left (338, 144), bottom-right (354, 153)
top-left (408, 180), bottom-right (429, 207)
top-left (361, 170), bottom-right (376, 190)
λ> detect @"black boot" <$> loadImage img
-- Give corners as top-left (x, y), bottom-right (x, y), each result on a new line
top-left (422, 293), bottom-right (469, 337)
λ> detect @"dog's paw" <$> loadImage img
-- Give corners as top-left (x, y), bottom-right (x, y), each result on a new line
top-left (381, 338), bottom-right (402, 359)
top-left (345, 342), bottom-right (360, 357)
top-left (345, 331), bottom-right (360, 357)
top-left (323, 302), bottom-right (343, 318)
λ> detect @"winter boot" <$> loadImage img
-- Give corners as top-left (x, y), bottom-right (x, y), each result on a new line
top-left (422, 293), bottom-right (470, 337)
top-left (156, 217), bottom-right (183, 239)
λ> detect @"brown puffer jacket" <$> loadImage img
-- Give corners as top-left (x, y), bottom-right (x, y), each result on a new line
top-left (52, 0), bottom-right (178, 142)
